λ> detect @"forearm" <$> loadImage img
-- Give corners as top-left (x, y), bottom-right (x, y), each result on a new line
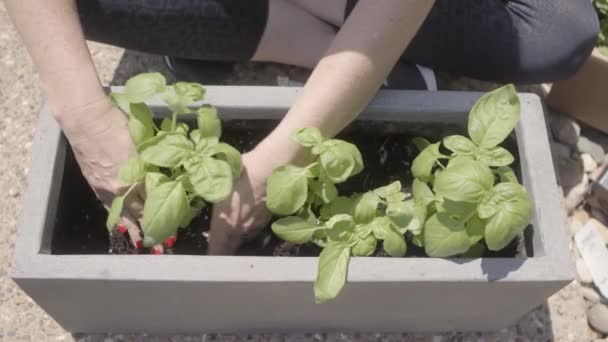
top-left (257, 0), bottom-right (435, 166)
top-left (5, 0), bottom-right (108, 117)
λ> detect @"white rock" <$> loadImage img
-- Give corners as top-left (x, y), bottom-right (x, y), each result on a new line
top-left (582, 286), bottom-right (601, 304)
top-left (587, 303), bottom-right (608, 334)
top-left (582, 153), bottom-right (598, 173)
top-left (578, 136), bottom-right (606, 164)
top-left (565, 173), bottom-right (589, 212)
top-left (550, 114), bottom-right (581, 145)
top-left (577, 259), bottom-right (594, 284)
top-left (589, 218), bottom-right (608, 245)
top-left (569, 216), bottom-right (585, 236)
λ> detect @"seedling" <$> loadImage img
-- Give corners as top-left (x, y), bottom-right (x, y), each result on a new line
top-left (411, 84), bottom-right (532, 257)
top-left (266, 84), bottom-right (532, 303)
top-left (266, 128), bottom-right (412, 303)
top-left (105, 73), bottom-right (242, 250)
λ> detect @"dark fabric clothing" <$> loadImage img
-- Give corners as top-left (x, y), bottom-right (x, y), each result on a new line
top-left (78, 0), bottom-right (599, 84)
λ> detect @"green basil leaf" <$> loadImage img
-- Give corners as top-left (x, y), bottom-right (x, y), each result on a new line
top-left (494, 166), bottom-right (519, 184)
top-left (386, 192), bottom-right (407, 203)
top-left (482, 183), bottom-right (532, 251)
top-left (433, 160), bottom-right (494, 203)
top-left (160, 118), bottom-right (172, 132)
top-left (443, 135), bottom-right (477, 155)
top-left (124, 72), bottom-right (166, 103)
top-left (326, 214), bottom-right (356, 242)
top-left (272, 216), bottom-right (324, 244)
top-left (195, 137), bottom-right (220, 152)
top-left (294, 127), bottom-right (324, 147)
top-left (142, 180), bottom-right (189, 247)
top-left (446, 155), bottom-right (475, 169)
top-left (309, 179), bottom-right (338, 204)
top-left (465, 214), bottom-right (485, 245)
top-left (180, 197), bottom-right (206, 228)
top-left (315, 243), bottom-right (351, 304)
top-left (379, 226), bottom-right (407, 257)
top-left (386, 200), bottom-right (414, 231)
top-left (127, 103), bottom-right (155, 145)
top-left (352, 192), bottom-right (380, 224)
top-left (118, 156), bottom-right (146, 185)
top-left (412, 137), bottom-right (431, 152)
top-left (174, 82), bottom-right (205, 102)
top-left (298, 204), bottom-right (318, 225)
top-left (461, 242), bottom-right (485, 258)
top-left (411, 232), bottom-right (425, 247)
top-left (110, 92), bottom-right (131, 114)
top-left (266, 165), bottom-right (309, 215)
top-left (439, 198), bottom-right (478, 222)
top-left (197, 105), bottom-right (222, 139)
top-left (351, 234), bottom-right (377, 256)
top-left (319, 140), bottom-right (363, 183)
top-left (477, 146), bottom-right (514, 167)
top-left (468, 84), bottom-right (520, 148)
top-left (373, 181), bottom-right (402, 198)
top-left (190, 130), bottom-right (202, 144)
top-left (175, 123), bottom-right (190, 135)
top-left (424, 212), bottom-right (472, 257)
top-left (185, 156), bottom-right (233, 203)
top-left (412, 142), bottom-right (443, 182)
top-left (162, 82), bottom-right (205, 114)
top-left (320, 196), bottom-right (354, 220)
top-left (204, 143), bottom-right (242, 179)
top-left (144, 172), bottom-right (170, 197)
top-left (139, 133), bottom-right (194, 168)
top-left (407, 201), bottom-right (428, 235)
top-left (106, 194), bottom-right (126, 232)
top-left (412, 178), bottom-right (434, 206)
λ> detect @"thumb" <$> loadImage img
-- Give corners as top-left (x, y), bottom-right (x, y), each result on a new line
top-left (207, 200), bottom-right (243, 255)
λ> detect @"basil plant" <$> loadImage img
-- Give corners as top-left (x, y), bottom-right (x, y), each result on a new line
top-left (411, 84), bottom-right (533, 257)
top-left (106, 73), bottom-right (242, 248)
top-left (266, 128), bottom-right (415, 303)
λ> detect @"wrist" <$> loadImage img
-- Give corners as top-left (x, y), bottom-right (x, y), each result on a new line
top-left (252, 127), bottom-right (311, 172)
top-left (53, 97), bottom-right (115, 132)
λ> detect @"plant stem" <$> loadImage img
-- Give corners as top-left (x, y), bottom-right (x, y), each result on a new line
top-left (171, 111), bottom-right (178, 131)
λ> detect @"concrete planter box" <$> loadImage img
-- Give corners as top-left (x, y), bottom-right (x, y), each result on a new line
top-left (11, 87), bottom-right (572, 333)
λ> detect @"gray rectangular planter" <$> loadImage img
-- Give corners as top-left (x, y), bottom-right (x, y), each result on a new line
top-left (11, 87), bottom-right (572, 333)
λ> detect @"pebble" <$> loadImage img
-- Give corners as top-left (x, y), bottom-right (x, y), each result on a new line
top-left (565, 173), bottom-right (589, 212)
top-left (588, 303), bottom-right (608, 334)
top-left (582, 153), bottom-right (598, 173)
top-left (550, 114), bottom-right (581, 145)
top-left (589, 218), bottom-right (608, 245)
top-left (8, 188), bottom-right (19, 197)
top-left (582, 286), bottom-right (602, 304)
top-left (569, 216), bottom-right (585, 236)
top-left (573, 209), bottom-right (591, 223)
top-left (558, 155), bottom-right (585, 193)
top-left (578, 136), bottom-right (606, 164)
top-left (577, 259), bottom-right (594, 284)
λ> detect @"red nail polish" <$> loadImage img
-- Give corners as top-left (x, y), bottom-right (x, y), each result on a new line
top-left (135, 240), bottom-right (143, 250)
top-left (117, 225), bottom-right (127, 234)
top-left (152, 246), bottom-right (163, 255)
top-left (165, 236), bottom-right (176, 248)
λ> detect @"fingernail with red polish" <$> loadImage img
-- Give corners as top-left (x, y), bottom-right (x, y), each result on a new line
top-left (152, 246), bottom-right (163, 255)
top-left (165, 236), bottom-right (176, 248)
top-left (117, 225), bottom-right (127, 234)
top-left (135, 240), bottom-right (143, 250)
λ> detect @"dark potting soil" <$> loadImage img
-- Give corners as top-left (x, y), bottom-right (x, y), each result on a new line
top-left (50, 120), bottom-right (523, 258)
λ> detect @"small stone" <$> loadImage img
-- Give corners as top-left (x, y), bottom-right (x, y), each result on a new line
top-left (577, 259), bottom-right (594, 284)
top-left (558, 155), bottom-right (585, 193)
top-left (578, 136), bottom-right (606, 164)
top-left (573, 209), bottom-right (591, 223)
top-left (8, 188), bottom-right (19, 197)
top-left (582, 286), bottom-right (602, 304)
top-left (589, 218), bottom-right (608, 245)
top-left (551, 141), bottom-right (572, 162)
top-left (565, 173), bottom-right (589, 212)
top-left (587, 303), bottom-right (608, 334)
top-left (569, 216), bottom-right (585, 235)
top-left (550, 114), bottom-right (581, 145)
top-left (582, 153), bottom-right (598, 173)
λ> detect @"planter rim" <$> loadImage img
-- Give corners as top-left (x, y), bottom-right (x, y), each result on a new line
top-left (11, 87), bottom-right (573, 284)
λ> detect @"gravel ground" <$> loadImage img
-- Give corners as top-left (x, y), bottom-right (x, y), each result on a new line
top-left (0, 2), bottom-right (600, 341)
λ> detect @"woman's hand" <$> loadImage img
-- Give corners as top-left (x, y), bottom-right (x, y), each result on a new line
top-left (206, 151), bottom-right (274, 255)
top-left (56, 99), bottom-right (146, 249)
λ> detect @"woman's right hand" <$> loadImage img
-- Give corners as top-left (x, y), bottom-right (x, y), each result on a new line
top-left (55, 99), bottom-right (146, 250)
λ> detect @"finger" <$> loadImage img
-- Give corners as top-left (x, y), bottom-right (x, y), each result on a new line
top-left (207, 203), bottom-right (243, 255)
top-left (151, 244), bottom-right (164, 255)
top-left (118, 213), bottom-right (143, 251)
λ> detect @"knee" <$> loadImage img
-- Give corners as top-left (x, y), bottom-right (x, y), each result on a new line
top-left (519, 0), bottom-right (599, 83)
